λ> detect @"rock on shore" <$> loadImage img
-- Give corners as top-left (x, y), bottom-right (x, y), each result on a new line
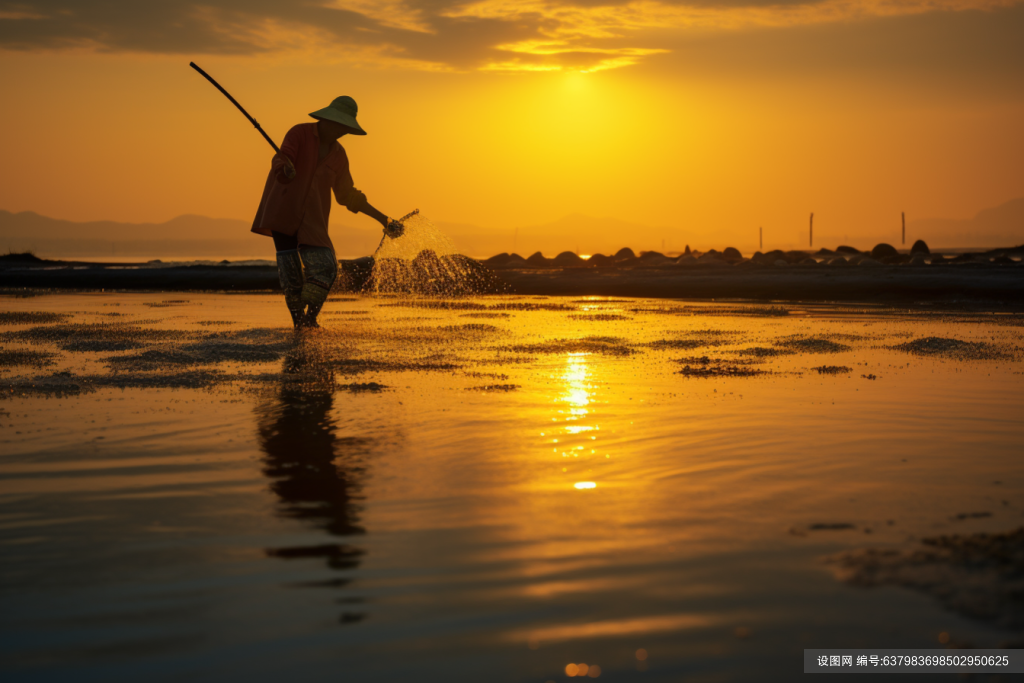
top-left (1, 244), bottom-right (1022, 305)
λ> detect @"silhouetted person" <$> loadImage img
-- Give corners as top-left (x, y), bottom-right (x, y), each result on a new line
top-left (252, 96), bottom-right (402, 329)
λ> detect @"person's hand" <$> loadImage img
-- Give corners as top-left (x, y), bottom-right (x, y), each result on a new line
top-left (385, 219), bottom-right (405, 239)
top-left (277, 157), bottom-right (296, 183)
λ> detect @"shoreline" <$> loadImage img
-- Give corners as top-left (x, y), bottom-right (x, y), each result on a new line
top-left (497, 264), bottom-right (1024, 306)
top-left (1, 254), bottom-right (1022, 307)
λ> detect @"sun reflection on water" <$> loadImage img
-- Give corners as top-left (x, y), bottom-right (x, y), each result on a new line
top-left (562, 352), bottom-right (591, 413)
top-left (551, 352), bottom-right (605, 488)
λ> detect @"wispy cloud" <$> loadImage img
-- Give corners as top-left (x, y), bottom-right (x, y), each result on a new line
top-left (0, 0), bottom-right (1019, 72)
top-left (327, 0), bottom-right (434, 33)
top-left (446, 0), bottom-right (1023, 70)
top-left (448, 0), bottom-right (1021, 33)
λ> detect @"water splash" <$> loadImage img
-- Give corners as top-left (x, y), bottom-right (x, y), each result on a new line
top-left (374, 212), bottom-right (457, 262)
top-left (366, 213), bottom-right (507, 296)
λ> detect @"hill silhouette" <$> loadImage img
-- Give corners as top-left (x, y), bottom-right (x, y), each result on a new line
top-left (908, 197), bottom-right (1024, 247)
top-left (0, 209), bottom-right (677, 260)
top-left (0, 210), bottom-right (382, 259)
top-left (2, 198), bottom-right (1022, 261)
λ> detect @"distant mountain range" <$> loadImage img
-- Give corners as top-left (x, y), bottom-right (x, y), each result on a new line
top-left (2, 198), bottom-right (1022, 260)
top-left (0, 211), bottom-right (391, 260)
top-left (0, 211), bottom-right (268, 260)
top-left (907, 198), bottom-right (1024, 247)
top-left (0, 210), bottom-right (684, 260)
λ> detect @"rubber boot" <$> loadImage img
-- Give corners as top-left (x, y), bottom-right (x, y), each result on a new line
top-left (298, 246), bottom-right (338, 330)
top-left (301, 301), bottom-right (324, 329)
top-left (288, 305), bottom-right (306, 330)
top-left (276, 249), bottom-right (305, 329)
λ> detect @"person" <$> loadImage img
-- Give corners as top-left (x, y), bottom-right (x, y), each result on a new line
top-left (252, 95), bottom-right (402, 329)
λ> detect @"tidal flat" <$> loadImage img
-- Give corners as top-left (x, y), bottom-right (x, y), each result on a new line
top-left (1, 292), bottom-right (1023, 682)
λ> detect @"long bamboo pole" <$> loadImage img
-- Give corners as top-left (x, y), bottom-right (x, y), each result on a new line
top-left (189, 62), bottom-right (281, 154)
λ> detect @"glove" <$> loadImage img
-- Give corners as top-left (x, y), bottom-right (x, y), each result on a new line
top-left (344, 187), bottom-right (368, 214)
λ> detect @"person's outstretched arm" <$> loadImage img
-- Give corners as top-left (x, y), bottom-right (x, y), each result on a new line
top-left (333, 165), bottom-right (400, 234)
top-left (345, 189), bottom-right (388, 228)
top-left (347, 192), bottom-right (405, 238)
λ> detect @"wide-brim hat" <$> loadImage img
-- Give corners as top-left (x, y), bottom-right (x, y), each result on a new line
top-left (309, 95), bottom-right (366, 135)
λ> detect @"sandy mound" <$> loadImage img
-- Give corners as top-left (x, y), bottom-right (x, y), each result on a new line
top-left (812, 365), bottom-right (852, 374)
top-left (890, 337), bottom-right (1014, 361)
top-left (502, 336), bottom-right (635, 357)
top-left (776, 336), bottom-right (852, 353)
top-left (0, 347), bottom-right (57, 369)
top-left (2, 322), bottom-right (189, 352)
top-left (0, 311), bottom-right (70, 325)
top-left (675, 355), bottom-right (768, 378)
top-left (827, 527), bottom-right (1024, 628)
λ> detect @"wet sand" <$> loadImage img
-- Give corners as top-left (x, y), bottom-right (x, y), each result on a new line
top-left (1, 292), bottom-right (1023, 681)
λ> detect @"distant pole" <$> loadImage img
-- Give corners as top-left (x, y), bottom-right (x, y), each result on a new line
top-left (759, 227), bottom-right (763, 251)
top-left (810, 213), bottom-right (814, 248)
top-left (901, 212), bottom-right (905, 245)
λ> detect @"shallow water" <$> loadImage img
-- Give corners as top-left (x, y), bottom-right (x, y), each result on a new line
top-left (1, 293), bottom-right (1023, 682)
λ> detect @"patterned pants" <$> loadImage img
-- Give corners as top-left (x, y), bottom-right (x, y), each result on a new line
top-left (276, 246), bottom-right (338, 315)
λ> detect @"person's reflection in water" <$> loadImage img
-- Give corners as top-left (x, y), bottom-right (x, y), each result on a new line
top-left (257, 338), bottom-right (369, 623)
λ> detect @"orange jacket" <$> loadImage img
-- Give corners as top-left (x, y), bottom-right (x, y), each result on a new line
top-left (251, 122), bottom-right (356, 251)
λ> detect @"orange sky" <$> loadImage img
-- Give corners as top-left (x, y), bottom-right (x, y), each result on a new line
top-left (0, 0), bottom-right (1022, 248)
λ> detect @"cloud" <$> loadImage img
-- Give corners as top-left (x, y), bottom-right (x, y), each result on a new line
top-left (0, 0), bottom-right (1020, 72)
top-left (448, 0), bottom-right (1021, 33)
top-left (481, 41), bottom-right (668, 72)
top-left (327, 0), bottom-right (434, 33)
